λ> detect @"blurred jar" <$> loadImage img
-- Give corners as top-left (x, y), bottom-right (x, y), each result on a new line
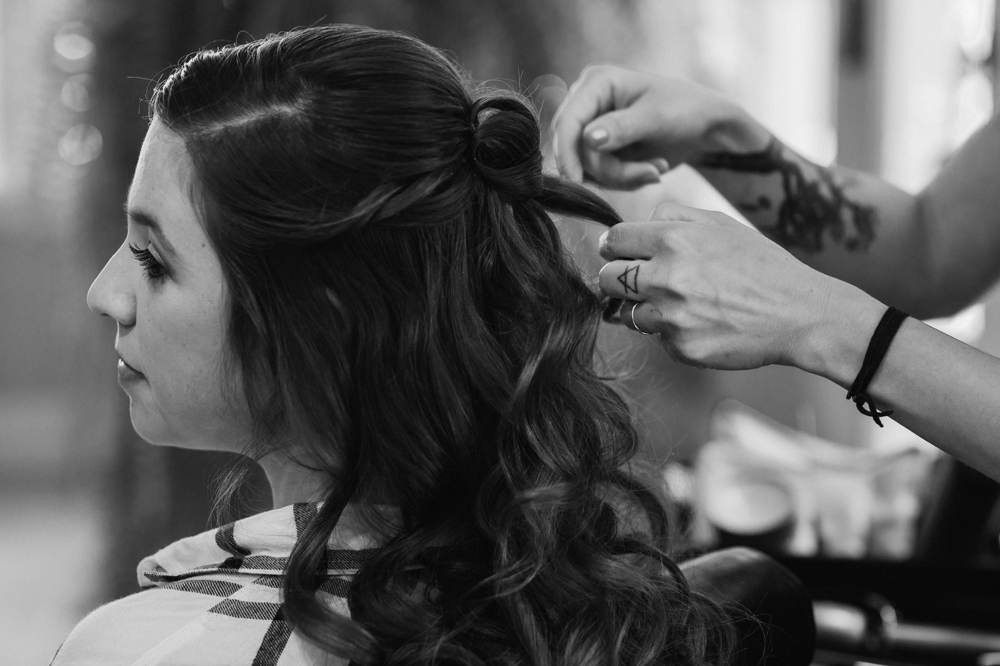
top-left (693, 400), bottom-right (937, 559)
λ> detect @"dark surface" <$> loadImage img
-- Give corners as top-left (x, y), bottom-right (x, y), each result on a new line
top-left (683, 547), bottom-right (816, 666)
top-left (914, 457), bottom-right (1000, 564)
top-left (776, 554), bottom-right (1000, 631)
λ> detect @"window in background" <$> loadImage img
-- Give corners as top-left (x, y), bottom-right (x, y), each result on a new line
top-left (880, 0), bottom-right (993, 191)
top-left (693, 0), bottom-right (838, 166)
top-left (617, 0), bottom-right (839, 221)
top-left (0, 2), bottom-right (106, 665)
top-left (0, 2), bottom-right (6, 196)
top-left (879, 0), bottom-right (995, 351)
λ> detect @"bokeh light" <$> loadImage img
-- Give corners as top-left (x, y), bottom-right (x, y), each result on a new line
top-left (58, 124), bottom-right (102, 165)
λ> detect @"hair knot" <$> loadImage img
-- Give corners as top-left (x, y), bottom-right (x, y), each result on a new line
top-left (469, 96), bottom-right (543, 203)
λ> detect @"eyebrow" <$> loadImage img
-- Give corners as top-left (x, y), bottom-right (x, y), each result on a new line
top-left (123, 203), bottom-right (180, 262)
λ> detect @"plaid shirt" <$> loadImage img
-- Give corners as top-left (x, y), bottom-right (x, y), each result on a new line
top-left (51, 503), bottom-right (379, 666)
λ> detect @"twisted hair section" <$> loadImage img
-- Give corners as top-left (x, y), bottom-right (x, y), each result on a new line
top-left (468, 96), bottom-right (543, 203)
top-left (153, 24), bottom-right (734, 666)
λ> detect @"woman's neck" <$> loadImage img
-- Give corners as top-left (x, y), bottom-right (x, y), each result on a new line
top-left (257, 452), bottom-right (330, 508)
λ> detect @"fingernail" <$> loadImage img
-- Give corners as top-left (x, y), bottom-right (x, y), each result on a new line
top-left (652, 158), bottom-right (670, 173)
top-left (587, 127), bottom-right (609, 146)
top-left (597, 230), bottom-right (608, 249)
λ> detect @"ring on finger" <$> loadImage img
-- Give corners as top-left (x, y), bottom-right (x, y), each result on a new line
top-left (624, 300), bottom-right (653, 336)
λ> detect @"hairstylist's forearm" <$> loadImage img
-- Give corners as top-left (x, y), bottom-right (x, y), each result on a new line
top-left (690, 116), bottom-right (937, 316)
top-left (697, 112), bottom-right (1000, 319)
top-left (916, 113), bottom-right (1000, 313)
top-left (799, 280), bottom-right (1000, 480)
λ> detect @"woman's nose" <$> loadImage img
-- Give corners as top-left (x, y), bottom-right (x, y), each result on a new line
top-left (87, 244), bottom-right (136, 326)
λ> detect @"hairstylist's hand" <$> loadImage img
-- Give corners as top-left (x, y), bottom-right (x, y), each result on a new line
top-left (552, 65), bottom-right (770, 189)
top-left (599, 203), bottom-right (845, 370)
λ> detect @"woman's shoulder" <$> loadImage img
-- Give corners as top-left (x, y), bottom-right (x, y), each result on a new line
top-left (51, 571), bottom-right (352, 665)
top-left (50, 504), bottom-right (371, 666)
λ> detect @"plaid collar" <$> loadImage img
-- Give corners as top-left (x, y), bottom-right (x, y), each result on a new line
top-left (137, 502), bottom-right (381, 587)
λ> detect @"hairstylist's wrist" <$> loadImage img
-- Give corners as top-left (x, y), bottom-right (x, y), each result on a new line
top-left (701, 104), bottom-right (774, 157)
top-left (790, 279), bottom-right (887, 389)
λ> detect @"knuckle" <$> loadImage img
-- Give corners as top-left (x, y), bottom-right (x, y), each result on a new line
top-left (672, 308), bottom-right (699, 331)
top-left (640, 230), bottom-right (672, 257)
top-left (655, 230), bottom-right (675, 252)
top-left (664, 267), bottom-right (689, 293)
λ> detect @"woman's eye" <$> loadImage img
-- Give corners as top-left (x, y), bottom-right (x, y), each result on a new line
top-left (128, 243), bottom-right (167, 280)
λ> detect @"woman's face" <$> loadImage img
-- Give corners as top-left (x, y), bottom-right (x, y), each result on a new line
top-left (87, 119), bottom-right (250, 451)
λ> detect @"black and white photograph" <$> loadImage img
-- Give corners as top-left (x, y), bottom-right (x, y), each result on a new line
top-left (2, 1), bottom-right (1000, 664)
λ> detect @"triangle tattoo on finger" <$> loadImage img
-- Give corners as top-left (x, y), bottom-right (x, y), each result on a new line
top-left (617, 265), bottom-right (639, 295)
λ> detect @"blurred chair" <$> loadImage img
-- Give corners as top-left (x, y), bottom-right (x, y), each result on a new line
top-left (682, 547), bottom-right (816, 666)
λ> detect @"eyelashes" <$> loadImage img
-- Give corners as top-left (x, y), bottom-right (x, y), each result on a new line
top-left (128, 243), bottom-right (166, 279)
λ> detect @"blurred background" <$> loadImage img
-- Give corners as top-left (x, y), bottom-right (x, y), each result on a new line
top-left (2, 0), bottom-right (1000, 663)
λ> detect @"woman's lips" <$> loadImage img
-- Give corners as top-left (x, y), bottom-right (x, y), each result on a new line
top-left (117, 357), bottom-right (146, 383)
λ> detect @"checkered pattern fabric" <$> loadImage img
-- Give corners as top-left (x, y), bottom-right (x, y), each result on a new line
top-left (51, 503), bottom-right (380, 666)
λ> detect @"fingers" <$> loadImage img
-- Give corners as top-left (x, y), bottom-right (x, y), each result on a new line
top-left (580, 151), bottom-right (664, 190)
top-left (603, 298), bottom-right (661, 338)
top-left (606, 298), bottom-right (706, 369)
top-left (622, 299), bottom-right (656, 335)
top-left (581, 108), bottom-right (665, 162)
top-left (598, 226), bottom-right (660, 262)
top-left (552, 69), bottom-right (615, 183)
top-left (598, 259), bottom-right (650, 300)
top-left (597, 203), bottom-right (721, 260)
top-left (554, 65), bottom-right (661, 183)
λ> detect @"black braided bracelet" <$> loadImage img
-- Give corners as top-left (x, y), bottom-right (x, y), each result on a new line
top-left (845, 306), bottom-right (909, 427)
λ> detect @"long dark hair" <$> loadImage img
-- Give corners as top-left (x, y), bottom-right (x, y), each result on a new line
top-left (152, 24), bottom-right (733, 666)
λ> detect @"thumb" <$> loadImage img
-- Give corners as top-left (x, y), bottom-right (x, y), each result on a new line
top-left (582, 107), bottom-right (657, 153)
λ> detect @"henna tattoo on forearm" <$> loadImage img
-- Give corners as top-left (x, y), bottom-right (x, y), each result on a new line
top-left (697, 139), bottom-right (877, 253)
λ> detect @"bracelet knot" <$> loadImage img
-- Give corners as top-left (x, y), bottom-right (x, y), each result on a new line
top-left (845, 306), bottom-right (909, 427)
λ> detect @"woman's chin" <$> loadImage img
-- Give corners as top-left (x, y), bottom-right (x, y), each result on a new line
top-left (127, 406), bottom-right (174, 447)
top-left (126, 399), bottom-right (190, 448)
top-left (128, 402), bottom-right (249, 453)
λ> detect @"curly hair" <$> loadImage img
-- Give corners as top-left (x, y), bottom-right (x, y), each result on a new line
top-left (152, 24), bottom-right (734, 666)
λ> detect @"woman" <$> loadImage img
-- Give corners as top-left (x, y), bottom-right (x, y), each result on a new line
top-left (57, 26), bottom-right (734, 666)
top-left (553, 65), bottom-right (1000, 482)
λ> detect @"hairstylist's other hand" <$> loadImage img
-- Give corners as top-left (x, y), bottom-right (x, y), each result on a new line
top-left (552, 66), bottom-right (769, 189)
top-left (599, 203), bottom-right (844, 371)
